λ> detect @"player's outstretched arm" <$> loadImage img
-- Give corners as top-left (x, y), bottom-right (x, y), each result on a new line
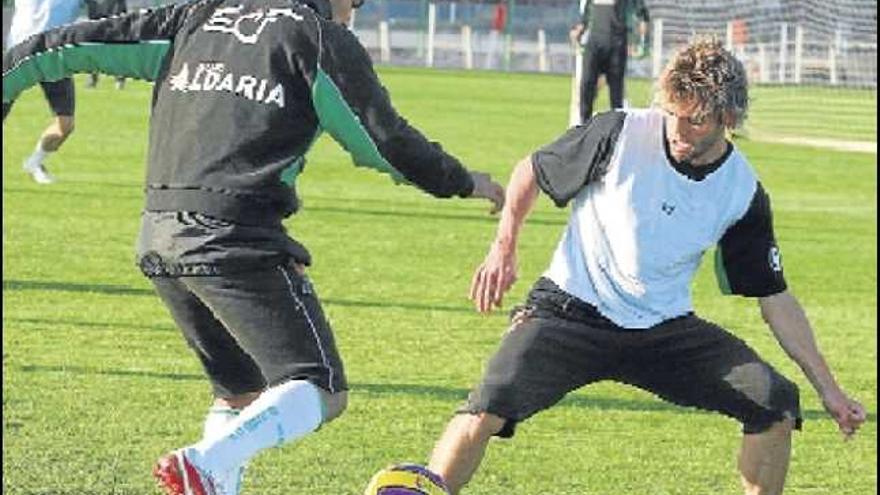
top-left (2, 3), bottom-right (193, 106)
top-left (470, 156), bottom-right (539, 313)
top-left (758, 291), bottom-right (867, 439)
top-left (308, 21), bottom-right (498, 204)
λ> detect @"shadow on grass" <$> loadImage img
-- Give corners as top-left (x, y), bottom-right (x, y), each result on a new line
top-left (13, 365), bottom-right (854, 421)
top-left (305, 204), bottom-right (566, 227)
top-left (2, 186), bottom-right (142, 200)
top-left (352, 382), bottom-right (848, 421)
top-left (17, 364), bottom-right (204, 383)
top-left (3, 187), bottom-right (567, 226)
top-left (3, 279), bottom-right (154, 296)
top-left (326, 298), bottom-right (473, 314)
top-left (6, 317), bottom-right (176, 333)
top-left (3, 279), bottom-right (476, 314)
top-left (61, 178), bottom-right (143, 189)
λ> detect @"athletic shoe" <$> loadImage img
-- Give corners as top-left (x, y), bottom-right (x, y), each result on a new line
top-left (22, 156), bottom-right (55, 184)
top-left (153, 449), bottom-right (219, 495)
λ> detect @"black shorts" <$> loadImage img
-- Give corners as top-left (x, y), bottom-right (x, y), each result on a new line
top-left (462, 278), bottom-right (802, 437)
top-left (40, 79), bottom-right (75, 116)
top-left (150, 261), bottom-right (347, 397)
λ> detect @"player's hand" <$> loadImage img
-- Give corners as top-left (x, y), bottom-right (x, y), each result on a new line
top-left (822, 390), bottom-right (867, 440)
top-left (469, 171), bottom-right (505, 215)
top-left (469, 240), bottom-right (517, 313)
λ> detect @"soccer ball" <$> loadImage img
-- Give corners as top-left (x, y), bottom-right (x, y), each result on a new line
top-left (363, 463), bottom-right (450, 495)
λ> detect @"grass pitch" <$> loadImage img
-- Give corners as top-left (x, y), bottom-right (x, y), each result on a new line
top-left (3, 68), bottom-right (877, 494)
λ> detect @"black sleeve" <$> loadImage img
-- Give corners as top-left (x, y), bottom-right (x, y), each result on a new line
top-left (530, 110), bottom-right (625, 208)
top-left (310, 21), bottom-right (474, 198)
top-left (714, 182), bottom-right (787, 297)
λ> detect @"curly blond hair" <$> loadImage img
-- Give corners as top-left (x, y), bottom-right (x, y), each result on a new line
top-left (655, 36), bottom-right (749, 129)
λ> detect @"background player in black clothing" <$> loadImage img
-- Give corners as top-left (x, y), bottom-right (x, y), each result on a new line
top-left (84, 0), bottom-right (128, 89)
top-left (570, 0), bottom-right (649, 123)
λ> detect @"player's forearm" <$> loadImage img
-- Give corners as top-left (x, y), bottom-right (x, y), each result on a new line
top-left (494, 157), bottom-right (540, 250)
top-left (760, 292), bottom-right (843, 398)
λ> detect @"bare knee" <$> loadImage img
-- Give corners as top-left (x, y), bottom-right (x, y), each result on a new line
top-left (320, 389), bottom-right (348, 423)
top-left (213, 390), bottom-right (262, 410)
top-left (768, 418), bottom-right (795, 436)
top-left (739, 419), bottom-right (795, 495)
top-left (747, 418), bottom-right (796, 440)
top-left (56, 116), bottom-right (75, 137)
top-left (458, 412), bottom-right (506, 441)
top-left (428, 412), bottom-right (507, 494)
top-left (41, 116), bottom-right (75, 151)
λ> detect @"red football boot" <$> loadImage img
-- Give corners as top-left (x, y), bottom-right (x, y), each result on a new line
top-left (153, 449), bottom-right (218, 495)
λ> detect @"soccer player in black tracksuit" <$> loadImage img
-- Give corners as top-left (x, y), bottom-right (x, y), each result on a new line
top-left (570, 0), bottom-right (649, 123)
top-left (2, 0), bottom-right (504, 493)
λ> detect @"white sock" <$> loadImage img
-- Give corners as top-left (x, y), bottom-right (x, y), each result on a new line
top-left (202, 405), bottom-right (245, 494)
top-left (187, 380), bottom-right (324, 477)
top-left (203, 405), bottom-right (241, 440)
top-left (26, 141), bottom-right (50, 166)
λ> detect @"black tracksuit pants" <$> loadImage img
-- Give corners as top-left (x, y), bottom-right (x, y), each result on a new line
top-left (580, 37), bottom-right (628, 122)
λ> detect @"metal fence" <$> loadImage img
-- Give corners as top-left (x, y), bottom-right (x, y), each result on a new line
top-left (4, 0), bottom-right (877, 88)
top-left (349, 0), bottom-right (876, 88)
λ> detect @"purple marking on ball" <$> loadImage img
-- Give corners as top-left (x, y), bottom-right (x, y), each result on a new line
top-left (378, 464), bottom-right (449, 494)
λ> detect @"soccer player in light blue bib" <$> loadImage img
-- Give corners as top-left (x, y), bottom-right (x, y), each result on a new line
top-left (425, 37), bottom-right (867, 495)
top-left (6, 0), bottom-right (82, 183)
